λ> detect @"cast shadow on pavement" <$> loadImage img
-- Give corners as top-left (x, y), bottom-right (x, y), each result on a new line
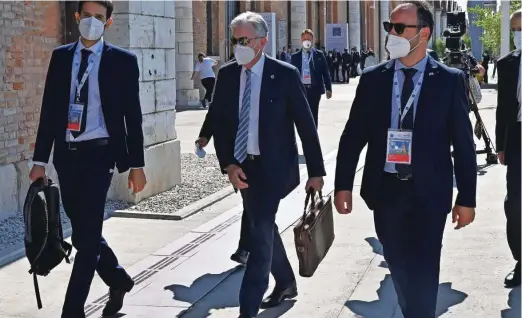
top-left (501, 287), bottom-right (521, 318)
top-left (345, 275), bottom-right (467, 318)
top-left (356, 237), bottom-right (467, 317)
top-left (165, 267), bottom-right (294, 318)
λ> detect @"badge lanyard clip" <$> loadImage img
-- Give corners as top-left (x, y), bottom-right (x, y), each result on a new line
top-left (394, 69), bottom-right (424, 130)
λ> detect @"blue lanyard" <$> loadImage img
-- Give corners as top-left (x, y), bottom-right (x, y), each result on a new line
top-left (74, 44), bottom-right (103, 103)
top-left (393, 69), bottom-right (424, 129)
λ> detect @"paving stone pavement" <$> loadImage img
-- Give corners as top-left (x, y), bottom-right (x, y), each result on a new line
top-left (0, 77), bottom-right (518, 318)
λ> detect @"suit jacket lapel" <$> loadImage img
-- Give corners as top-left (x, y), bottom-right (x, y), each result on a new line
top-left (231, 64), bottom-right (242, 131)
top-left (415, 56), bottom-right (439, 131)
top-left (381, 61), bottom-right (395, 129)
top-left (98, 42), bottom-right (113, 115)
top-left (295, 51), bottom-right (303, 72)
top-left (63, 43), bottom-right (77, 105)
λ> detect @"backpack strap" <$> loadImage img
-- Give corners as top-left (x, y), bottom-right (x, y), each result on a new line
top-left (33, 272), bottom-right (43, 309)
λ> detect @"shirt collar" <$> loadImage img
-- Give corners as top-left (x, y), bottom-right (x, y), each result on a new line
top-left (394, 54), bottom-right (429, 72)
top-left (244, 53), bottom-right (265, 77)
top-left (76, 37), bottom-right (104, 56)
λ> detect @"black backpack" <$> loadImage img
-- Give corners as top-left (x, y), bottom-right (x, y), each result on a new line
top-left (23, 177), bottom-right (72, 309)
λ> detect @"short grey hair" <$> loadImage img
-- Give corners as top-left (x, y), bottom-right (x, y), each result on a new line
top-left (230, 11), bottom-right (268, 38)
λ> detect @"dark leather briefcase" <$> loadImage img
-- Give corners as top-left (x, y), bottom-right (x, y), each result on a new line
top-left (293, 189), bottom-right (335, 277)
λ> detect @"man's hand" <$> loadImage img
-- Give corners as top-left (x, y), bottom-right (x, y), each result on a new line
top-left (334, 190), bottom-right (352, 214)
top-left (196, 137), bottom-right (209, 148)
top-left (305, 177), bottom-right (324, 192)
top-left (498, 151), bottom-right (505, 165)
top-left (226, 164), bottom-right (248, 189)
top-left (452, 205), bottom-right (475, 229)
top-left (29, 165), bottom-right (47, 184)
top-left (128, 168), bottom-right (147, 194)
top-left (326, 90), bottom-right (332, 99)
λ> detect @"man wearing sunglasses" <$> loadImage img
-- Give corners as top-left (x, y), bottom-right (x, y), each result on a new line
top-left (334, 1), bottom-right (476, 318)
top-left (210, 12), bottom-right (325, 318)
top-left (496, 8), bottom-right (521, 288)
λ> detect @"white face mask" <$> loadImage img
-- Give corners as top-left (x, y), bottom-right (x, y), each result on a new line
top-left (385, 32), bottom-right (420, 59)
top-left (513, 31), bottom-right (521, 50)
top-left (302, 40), bottom-right (312, 50)
top-left (234, 45), bottom-right (257, 65)
top-left (79, 17), bottom-right (106, 41)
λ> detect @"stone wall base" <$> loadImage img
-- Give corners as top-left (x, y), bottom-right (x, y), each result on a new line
top-left (0, 139), bottom-right (181, 220)
top-left (108, 139), bottom-right (181, 203)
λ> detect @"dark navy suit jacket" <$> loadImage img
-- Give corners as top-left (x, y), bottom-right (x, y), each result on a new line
top-left (211, 56), bottom-right (326, 198)
top-left (496, 49), bottom-right (521, 163)
top-left (290, 48), bottom-right (332, 95)
top-left (33, 41), bottom-right (145, 173)
top-left (335, 56), bottom-right (477, 213)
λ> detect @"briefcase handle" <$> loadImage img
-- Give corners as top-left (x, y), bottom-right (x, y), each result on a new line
top-left (302, 188), bottom-right (323, 220)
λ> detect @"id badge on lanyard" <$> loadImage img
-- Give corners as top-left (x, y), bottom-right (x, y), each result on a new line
top-left (67, 46), bottom-right (102, 133)
top-left (385, 69), bottom-right (424, 165)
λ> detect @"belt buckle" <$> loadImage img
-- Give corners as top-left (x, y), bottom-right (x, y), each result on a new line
top-left (248, 154), bottom-right (255, 160)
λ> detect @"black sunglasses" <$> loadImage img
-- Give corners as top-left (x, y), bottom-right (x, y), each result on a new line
top-left (230, 36), bottom-right (263, 46)
top-left (383, 21), bottom-right (423, 35)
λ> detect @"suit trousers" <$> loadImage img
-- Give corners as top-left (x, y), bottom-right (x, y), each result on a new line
top-left (238, 204), bottom-right (250, 251)
top-left (373, 173), bottom-right (447, 318)
top-left (505, 122), bottom-right (521, 262)
top-left (57, 145), bottom-right (133, 318)
top-left (305, 87), bottom-right (322, 129)
top-left (239, 158), bottom-right (295, 317)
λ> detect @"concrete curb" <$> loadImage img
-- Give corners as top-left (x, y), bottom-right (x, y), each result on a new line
top-left (107, 186), bottom-right (236, 220)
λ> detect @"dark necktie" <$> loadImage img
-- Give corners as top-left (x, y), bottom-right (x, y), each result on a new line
top-left (71, 49), bottom-right (92, 138)
top-left (395, 68), bottom-right (417, 177)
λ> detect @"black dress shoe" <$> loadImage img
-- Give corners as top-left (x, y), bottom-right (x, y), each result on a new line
top-left (230, 248), bottom-right (249, 265)
top-left (102, 284), bottom-right (133, 317)
top-left (260, 283), bottom-right (298, 309)
top-left (505, 262), bottom-right (521, 288)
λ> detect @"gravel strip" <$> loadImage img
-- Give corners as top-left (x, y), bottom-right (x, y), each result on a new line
top-left (0, 153), bottom-right (227, 256)
top-left (125, 153), bottom-right (229, 213)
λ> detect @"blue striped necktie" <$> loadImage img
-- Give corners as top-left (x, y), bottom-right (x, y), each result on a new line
top-left (234, 69), bottom-right (252, 163)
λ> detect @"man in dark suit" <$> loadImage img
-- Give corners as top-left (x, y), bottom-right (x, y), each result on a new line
top-left (290, 29), bottom-right (332, 128)
top-left (334, 2), bottom-right (476, 317)
top-left (496, 8), bottom-right (521, 288)
top-left (28, 1), bottom-right (146, 317)
top-left (197, 107), bottom-right (249, 266)
top-left (211, 12), bottom-right (326, 318)
top-left (341, 48), bottom-right (352, 83)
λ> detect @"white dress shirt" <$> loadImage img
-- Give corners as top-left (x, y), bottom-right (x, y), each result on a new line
top-left (195, 57), bottom-right (217, 79)
top-left (68, 38), bottom-right (109, 142)
top-left (239, 54), bottom-right (265, 155)
top-left (301, 49), bottom-right (313, 85)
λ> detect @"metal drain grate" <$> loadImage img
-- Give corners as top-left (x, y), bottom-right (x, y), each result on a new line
top-left (85, 211), bottom-right (243, 317)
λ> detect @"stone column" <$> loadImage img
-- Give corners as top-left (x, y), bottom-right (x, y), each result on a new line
top-left (500, 0), bottom-right (511, 57)
top-left (175, 1), bottom-right (200, 108)
top-left (348, 0), bottom-right (361, 50)
top-left (337, 0), bottom-right (348, 24)
top-left (379, 0), bottom-right (390, 61)
top-left (435, 9), bottom-right (442, 42)
top-left (105, 1), bottom-right (181, 203)
top-left (290, 1), bottom-right (307, 50)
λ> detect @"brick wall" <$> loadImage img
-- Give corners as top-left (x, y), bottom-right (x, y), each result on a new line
top-left (0, 1), bottom-right (62, 165)
top-left (193, 0), bottom-right (207, 56)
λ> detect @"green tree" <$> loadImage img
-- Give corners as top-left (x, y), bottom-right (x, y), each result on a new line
top-left (468, 1), bottom-right (522, 55)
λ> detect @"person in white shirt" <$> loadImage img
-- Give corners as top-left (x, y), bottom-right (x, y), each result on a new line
top-left (191, 52), bottom-right (218, 108)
